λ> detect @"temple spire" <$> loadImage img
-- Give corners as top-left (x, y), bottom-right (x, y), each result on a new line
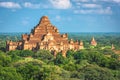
top-left (92, 37), bottom-right (95, 41)
top-left (91, 37), bottom-right (97, 46)
top-left (39, 16), bottom-right (51, 25)
top-left (111, 44), bottom-right (115, 50)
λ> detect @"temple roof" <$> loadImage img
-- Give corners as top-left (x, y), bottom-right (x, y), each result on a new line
top-left (22, 16), bottom-right (69, 44)
top-left (39, 16), bottom-right (50, 25)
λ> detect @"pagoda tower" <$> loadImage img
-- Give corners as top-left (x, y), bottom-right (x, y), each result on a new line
top-left (79, 40), bottom-right (84, 49)
top-left (91, 37), bottom-right (97, 46)
top-left (111, 44), bottom-right (115, 50)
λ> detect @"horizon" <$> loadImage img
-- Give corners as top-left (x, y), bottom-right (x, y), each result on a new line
top-left (0, 32), bottom-right (120, 34)
top-left (0, 0), bottom-right (120, 32)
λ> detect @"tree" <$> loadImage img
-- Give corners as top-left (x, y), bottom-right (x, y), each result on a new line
top-left (7, 50), bottom-right (34, 57)
top-left (0, 51), bottom-right (11, 67)
top-left (0, 66), bottom-right (22, 80)
top-left (33, 50), bottom-right (54, 64)
top-left (82, 65), bottom-right (116, 80)
top-left (7, 50), bottom-right (21, 56)
top-left (7, 50), bottom-right (22, 62)
top-left (66, 50), bottom-right (75, 58)
top-left (20, 50), bottom-right (34, 57)
top-left (54, 53), bottom-right (69, 65)
top-left (16, 63), bottom-right (41, 80)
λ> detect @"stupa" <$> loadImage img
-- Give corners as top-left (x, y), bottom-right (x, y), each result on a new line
top-left (91, 37), bottom-right (97, 46)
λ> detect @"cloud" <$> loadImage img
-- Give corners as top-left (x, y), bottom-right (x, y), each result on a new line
top-left (73, 0), bottom-right (120, 3)
top-left (49, 0), bottom-right (72, 9)
top-left (23, 2), bottom-right (41, 9)
top-left (73, 0), bottom-right (90, 2)
top-left (74, 7), bottom-right (112, 14)
top-left (113, 0), bottom-right (120, 3)
top-left (72, 0), bottom-right (115, 14)
top-left (82, 4), bottom-right (101, 8)
top-left (98, 7), bottom-right (112, 14)
top-left (101, 0), bottom-right (120, 3)
top-left (0, 2), bottom-right (21, 9)
top-left (92, 0), bottom-right (97, 2)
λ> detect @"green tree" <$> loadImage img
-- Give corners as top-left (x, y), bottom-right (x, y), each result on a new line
top-left (0, 51), bottom-right (11, 67)
top-left (82, 65), bottom-right (115, 80)
top-left (16, 62), bottom-right (41, 80)
top-left (33, 50), bottom-right (54, 64)
top-left (0, 66), bottom-right (22, 80)
top-left (54, 53), bottom-right (69, 65)
top-left (20, 50), bottom-right (34, 57)
top-left (7, 50), bottom-right (22, 62)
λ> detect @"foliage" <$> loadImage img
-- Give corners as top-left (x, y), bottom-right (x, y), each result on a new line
top-left (33, 50), bottom-right (54, 64)
top-left (81, 65), bottom-right (115, 80)
top-left (0, 51), bottom-right (11, 67)
top-left (54, 53), bottom-right (69, 65)
top-left (0, 66), bottom-right (22, 80)
top-left (0, 33), bottom-right (120, 80)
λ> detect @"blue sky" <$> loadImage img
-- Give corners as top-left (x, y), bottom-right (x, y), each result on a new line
top-left (0, 0), bottom-right (120, 32)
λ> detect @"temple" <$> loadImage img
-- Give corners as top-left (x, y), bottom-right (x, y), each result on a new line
top-left (6, 16), bottom-right (84, 57)
top-left (91, 37), bottom-right (97, 46)
top-left (111, 44), bottom-right (115, 50)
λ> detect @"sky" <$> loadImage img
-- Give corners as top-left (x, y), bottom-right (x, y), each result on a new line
top-left (0, 0), bottom-right (120, 32)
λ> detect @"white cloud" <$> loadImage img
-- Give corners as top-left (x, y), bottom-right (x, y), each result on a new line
top-left (101, 0), bottom-right (120, 3)
top-left (0, 2), bottom-right (21, 9)
top-left (92, 0), bottom-right (97, 2)
top-left (76, 2), bottom-right (81, 5)
top-left (74, 7), bottom-right (112, 14)
top-left (49, 0), bottom-right (72, 9)
top-left (74, 0), bottom-right (120, 3)
top-left (73, 0), bottom-right (114, 14)
top-left (98, 7), bottom-right (112, 14)
top-left (23, 2), bottom-right (40, 9)
top-left (82, 4), bottom-right (101, 8)
top-left (73, 0), bottom-right (90, 2)
top-left (113, 0), bottom-right (120, 3)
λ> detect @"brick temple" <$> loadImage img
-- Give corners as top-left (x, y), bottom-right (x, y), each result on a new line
top-left (6, 16), bottom-right (84, 57)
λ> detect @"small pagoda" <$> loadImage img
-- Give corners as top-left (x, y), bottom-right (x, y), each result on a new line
top-left (91, 37), bottom-right (97, 46)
